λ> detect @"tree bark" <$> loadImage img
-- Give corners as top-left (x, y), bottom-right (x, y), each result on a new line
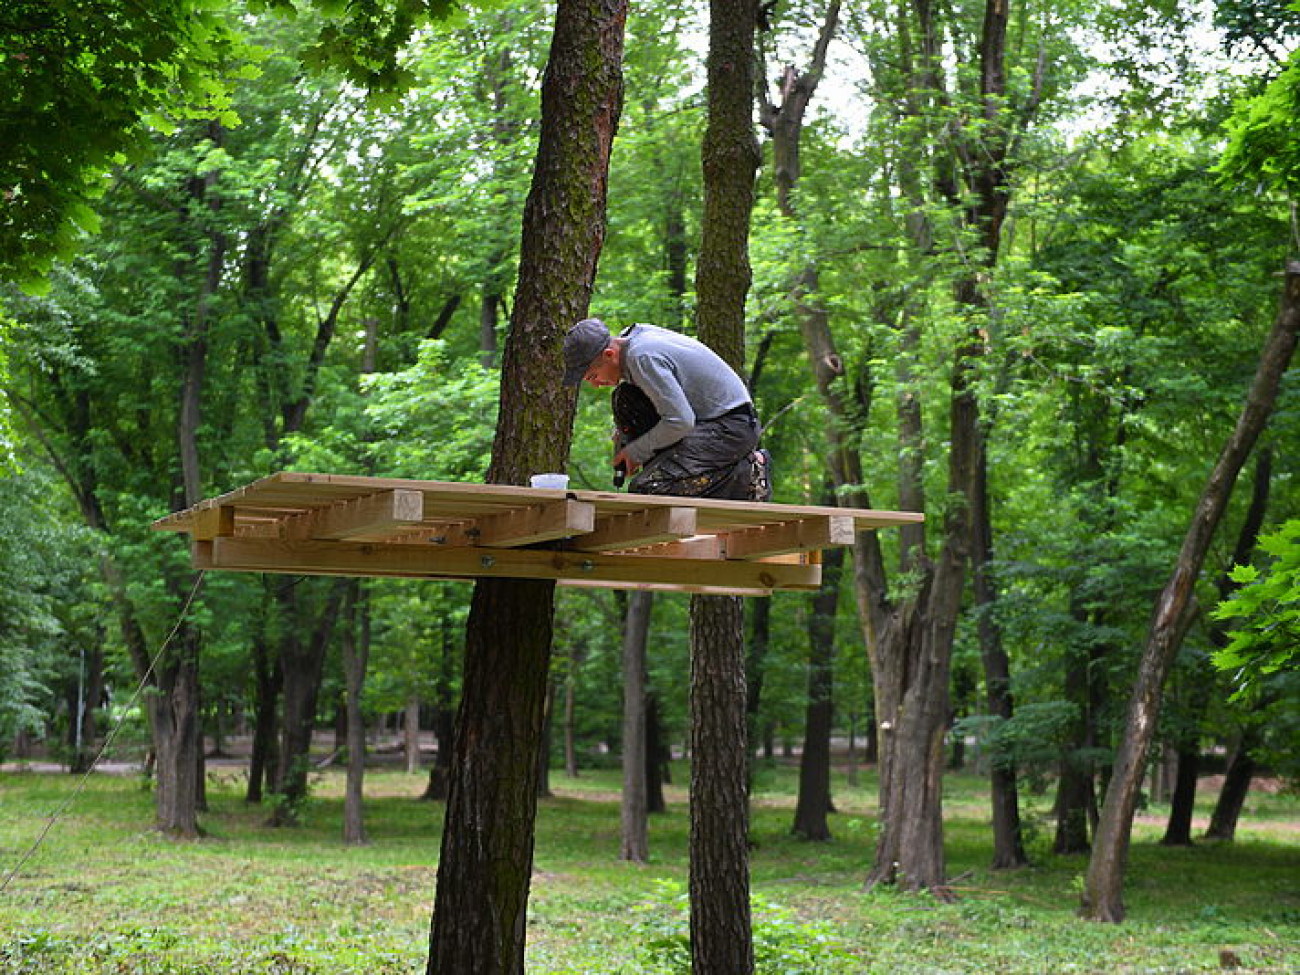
top-left (971, 402), bottom-right (1026, 868)
top-left (270, 579), bottom-right (347, 825)
top-left (792, 541), bottom-right (841, 841)
top-left (1205, 731), bottom-right (1257, 841)
top-left (342, 581), bottom-right (369, 845)
top-left (246, 588), bottom-right (282, 804)
top-left (426, 0), bottom-right (627, 968)
top-left (621, 590), bottom-right (653, 862)
top-left (689, 595), bottom-right (754, 974)
top-left (1160, 744), bottom-right (1200, 846)
top-left (405, 694), bottom-right (422, 774)
top-left (646, 691), bottom-right (668, 812)
top-left (1082, 263), bottom-right (1300, 922)
top-left (687, 0), bottom-right (760, 966)
top-left (422, 607), bottom-right (458, 802)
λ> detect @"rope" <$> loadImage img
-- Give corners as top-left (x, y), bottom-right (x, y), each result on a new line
top-left (0, 570), bottom-right (207, 894)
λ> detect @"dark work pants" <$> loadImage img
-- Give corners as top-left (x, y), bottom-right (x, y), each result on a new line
top-left (628, 410), bottom-right (761, 501)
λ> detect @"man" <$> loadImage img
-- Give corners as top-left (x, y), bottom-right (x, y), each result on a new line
top-left (563, 318), bottom-right (771, 501)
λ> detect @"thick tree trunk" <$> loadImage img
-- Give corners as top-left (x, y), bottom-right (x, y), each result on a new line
top-left (793, 543), bottom-right (841, 841)
top-left (621, 590), bottom-right (653, 862)
top-left (688, 0), bottom-right (760, 966)
top-left (429, 580), bottom-right (557, 972)
top-left (426, 0), bottom-right (626, 968)
top-left (1082, 263), bottom-right (1300, 922)
top-left (151, 620), bottom-right (203, 838)
top-left (689, 595), bottom-right (753, 974)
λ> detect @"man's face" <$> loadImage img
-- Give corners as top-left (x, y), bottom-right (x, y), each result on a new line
top-left (583, 347), bottom-right (621, 387)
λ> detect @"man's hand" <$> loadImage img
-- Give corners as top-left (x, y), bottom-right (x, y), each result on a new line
top-left (612, 448), bottom-right (641, 475)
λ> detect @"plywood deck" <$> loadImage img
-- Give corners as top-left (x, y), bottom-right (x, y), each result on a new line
top-left (152, 472), bottom-right (924, 596)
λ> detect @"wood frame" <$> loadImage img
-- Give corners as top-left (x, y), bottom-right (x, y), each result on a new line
top-left (154, 472), bottom-right (924, 596)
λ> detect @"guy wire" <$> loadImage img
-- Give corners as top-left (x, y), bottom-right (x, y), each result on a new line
top-left (0, 570), bottom-right (207, 894)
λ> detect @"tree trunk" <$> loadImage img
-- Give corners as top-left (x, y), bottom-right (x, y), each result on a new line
top-left (270, 579), bottom-right (347, 825)
top-left (621, 590), bottom-right (653, 862)
top-left (426, 0), bottom-right (627, 967)
top-left (150, 619), bottom-right (203, 838)
top-left (563, 653), bottom-right (579, 778)
top-left (1205, 731), bottom-right (1257, 841)
top-left (247, 600), bottom-right (282, 804)
top-left (422, 608), bottom-right (458, 802)
top-left (689, 595), bottom-right (754, 975)
top-left (1082, 263), bottom-right (1300, 922)
top-left (1160, 744), bottom-right (1200, 846)
top-left (405, 694), bottom-right (421, 775)
top-left (342, 581), bottom-right (369, 846)
top-left (792, 542), bottom-right (841, 841)
top-left (646, 691), bottom-right (667, 812)
top-left (972, 413), bottom-right (1026, 868)
top-left (688, 0), bottom-right (760, 966)
top-left (537, 680), bottom-right (555, 799)
top-left (67, 642), bottom-right (105, 775)
top-left (745, 589), bottom-right (770, 793)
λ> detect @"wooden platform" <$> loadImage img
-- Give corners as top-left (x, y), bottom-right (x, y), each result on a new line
top-left (152, 472), bottom-right (924, 596)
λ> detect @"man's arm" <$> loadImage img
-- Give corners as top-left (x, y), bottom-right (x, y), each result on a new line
top-left (621, 353), bottom-right (695, 465)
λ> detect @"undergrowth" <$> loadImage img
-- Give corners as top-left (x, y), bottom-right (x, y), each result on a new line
top-left (0, 765), bottom-right (1296, 974)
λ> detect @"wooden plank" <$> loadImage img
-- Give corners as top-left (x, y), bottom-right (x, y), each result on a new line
top-left (424, 500), bottom-right (596, 548)
top-left (720, 514), bottom-right (856, 560)
top-left (281, 488), bottom-right (426, 542)
top-left (570, 505), bottom-right (698, 552)
top-left (194, 536), bottom-right (821, 594)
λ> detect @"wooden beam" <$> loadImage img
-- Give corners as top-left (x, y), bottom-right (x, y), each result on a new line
top-left (424, 500), bottom-right (596, 548)
top-left (193, 536), bottom-right (821, 594)
top-left (282, 488), bottom-right (425, 542)
top-left (570, 505), bottom-right (697, 552)
top-left (191, 505), bottom-right (235, 541)
top-left (720, 515), bottom-right (856, 560)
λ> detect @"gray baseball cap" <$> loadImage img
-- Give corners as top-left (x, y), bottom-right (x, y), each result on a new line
top-left (562, 318), bottom-right (612, 386)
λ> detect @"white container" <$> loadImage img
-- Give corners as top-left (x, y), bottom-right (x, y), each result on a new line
top-left (530, 473), bottom-right (570, 490)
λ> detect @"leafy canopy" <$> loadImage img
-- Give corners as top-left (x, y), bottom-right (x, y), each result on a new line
top-left (0, 0), bottom-right (253, 287)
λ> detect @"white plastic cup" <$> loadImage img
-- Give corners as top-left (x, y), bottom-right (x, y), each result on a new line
top-left (530, 473), bottom-right (570, 490)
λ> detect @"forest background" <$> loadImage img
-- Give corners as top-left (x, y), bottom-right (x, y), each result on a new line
top-left (1, 0), bottom-right (1299, 970)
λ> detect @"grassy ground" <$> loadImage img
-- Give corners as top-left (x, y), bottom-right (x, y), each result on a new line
top-left (0, 761), bottom-right (1296, 973)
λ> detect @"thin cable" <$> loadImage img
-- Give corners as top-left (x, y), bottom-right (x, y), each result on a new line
top-left (0, 570), bottom-right (207, 894)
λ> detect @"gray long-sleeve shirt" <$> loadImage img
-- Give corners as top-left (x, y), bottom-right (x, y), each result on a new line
top-left (620, 324), bottom-right (752, 465)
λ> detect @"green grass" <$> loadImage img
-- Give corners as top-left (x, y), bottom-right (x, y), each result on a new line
top-left (1, 762), bottom-right (1297, 973)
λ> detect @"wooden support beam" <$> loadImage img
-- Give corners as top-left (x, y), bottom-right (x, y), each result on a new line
top-left (570, 505), bottom-right (698, 552)
top-left (424, 500), bottom-right (596, 548)
top-left (282, 488), bottom-right (425, 542)
top-left (193, 536), bottom-right (821, 595)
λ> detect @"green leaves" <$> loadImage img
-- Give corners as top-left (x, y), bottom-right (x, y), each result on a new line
top-left (1216, 50), bottom-right (1300, 199)
top-left (1212, 520), bottom-right (1300, 691)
